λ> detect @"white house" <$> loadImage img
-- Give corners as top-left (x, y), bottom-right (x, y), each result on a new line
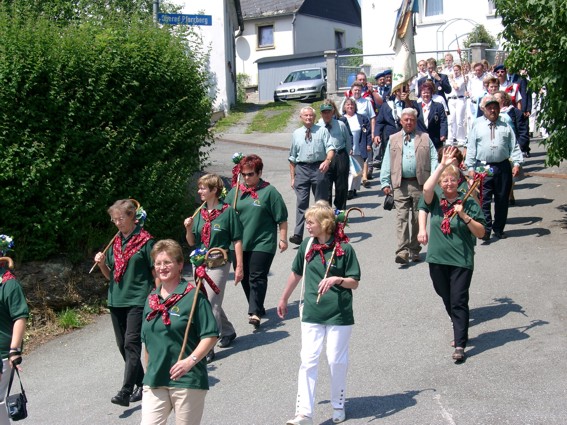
top-left (236, 0), bottom-right (362, 86)
top-left (170, 0), bottom-right (244, 113)
top-left (361, 0), bottom-right (503, 71)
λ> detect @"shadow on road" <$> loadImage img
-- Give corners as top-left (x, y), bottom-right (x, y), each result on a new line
top-left (317, 389), bottom-right (434, 423)
top-left (470, 297), bottom-right (526, 328)
top-left (467, 320), bottom-right (549, 359)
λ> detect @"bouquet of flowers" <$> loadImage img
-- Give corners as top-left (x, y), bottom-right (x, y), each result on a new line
top-left (0, 234), bottom-right (14, 256)
top-left (135, 205), bottom-right (147, 226)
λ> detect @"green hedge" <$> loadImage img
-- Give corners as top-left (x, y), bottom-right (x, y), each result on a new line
top-left (0, 4), bottom-right (213, 261)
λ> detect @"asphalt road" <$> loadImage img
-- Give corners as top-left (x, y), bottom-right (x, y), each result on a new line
top-left (22, 136), bottom-right (567, 424)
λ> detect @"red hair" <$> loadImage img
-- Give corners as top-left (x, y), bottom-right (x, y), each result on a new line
top-left (239, 154), bottom-right (264, 174)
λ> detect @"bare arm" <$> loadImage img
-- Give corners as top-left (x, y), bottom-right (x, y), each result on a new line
top-left (169, 336), bottom-right (218, 381)
top-left (277, 272), bottom-right (302, 319)
top-left (9, 318), bottom-right (26, 369)
top-left (278, 221), bottom-right (289, 253)
top-left (423, 146), bottom-right (459, 204)
top-left (233, 240), bottom-right (244, 285)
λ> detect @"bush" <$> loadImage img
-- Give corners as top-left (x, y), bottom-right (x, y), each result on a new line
top-left (236, 73), bottom-right (250, 103)
top-left (57, 308), bottom-right (85, 330)
top-left (0, 3), bottom-right (213, 261)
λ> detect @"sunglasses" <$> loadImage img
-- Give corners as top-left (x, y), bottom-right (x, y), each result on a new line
top-left (241, 172), bottom-right (256, 177)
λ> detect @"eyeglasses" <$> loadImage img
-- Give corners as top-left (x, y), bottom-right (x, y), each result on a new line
top-left (241, 172), bottom-right (256, 177)
top-left (155, 261), bottom-right (174, 269)
top-left (496, 70), bottom-right (506, 74)
top-left (111, 216), bottom-right (128, 224)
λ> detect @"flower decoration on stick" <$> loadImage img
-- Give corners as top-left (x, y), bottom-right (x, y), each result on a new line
top-left (135, 204), bottom-right (148, 226)
top-left (231, 152), bottom-right (245, 187)
top-left (0, 234), bottom-right (15, 256)
top-left (190, 248), bottom-right (207, 267)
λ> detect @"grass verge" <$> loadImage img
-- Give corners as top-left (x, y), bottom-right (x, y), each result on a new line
top-left (247, 102), bottom-right (295, 133)
top-left (213, 103), bottom-right (255, 132)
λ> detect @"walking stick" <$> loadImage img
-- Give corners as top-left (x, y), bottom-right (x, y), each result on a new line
top-left (0, 257), bottom-right (14, 270)
top-left (89, 198), bottom-right (141, 274)
top-left (178, 247), bottom-right (224, 362)
top-left (233, 174), bottom-right (241, 210)
top-left (448, 179), bottom-right (481, 222)
top-left (316, 207), bottom-right (364, 304)
top-left (191, 202), bottom-right (206, 219)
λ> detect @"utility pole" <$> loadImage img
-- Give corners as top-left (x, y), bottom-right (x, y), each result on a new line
top-left (153, 0), bottom-right (160, 23)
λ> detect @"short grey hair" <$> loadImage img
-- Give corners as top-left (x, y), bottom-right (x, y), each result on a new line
top-left (401, 108), bottom-right (417, 119)
top-left (300, 106), bottom-right (316, 115)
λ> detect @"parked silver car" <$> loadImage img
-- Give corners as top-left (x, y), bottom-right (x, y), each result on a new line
top-left (274, 68), bottom-right (327, 101)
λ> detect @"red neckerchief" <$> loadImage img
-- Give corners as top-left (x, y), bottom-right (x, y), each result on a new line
top-left (1, 270), bottom-right (16, 284)
top-left (146, 283), bottom-right (192, 325)
top-left (113, 228), bottom-right (153, 283)
top-left (238, 180), bottom-right (270, 200)
top-left (440, 198), bottom-right (462, 235)
top-left (305, 237), bottom-right (345, 265)
top-left (200, 204), bottom-right (229, 247)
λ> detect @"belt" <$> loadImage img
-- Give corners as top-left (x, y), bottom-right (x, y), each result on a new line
top-left (449, 96), bottom-right (465, 99)
top-left (296, 160), bottom-right (323, 165)
top-left (470, 99), bottom-right (478, 104)
top-left (336, 148), bottom-right (347, 154)
top-left (402, 177), bottom-right (417, 181)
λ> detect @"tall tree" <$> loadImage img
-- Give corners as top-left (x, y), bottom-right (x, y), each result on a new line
top-left (495, 0), bottom-right (567, 166)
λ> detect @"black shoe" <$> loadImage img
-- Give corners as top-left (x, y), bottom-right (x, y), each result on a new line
top-left (218, 332), bottom-right (237, 348)
top-left (206, 349), bottom-right (215, 363)
top-left (366, 174), bottom-right (374, 180)
top-left (362, 180), bottom-right (371, 188)
top-left (494, 231), bottom-right (507, 239)
top-left (289, 234), bottom-right (302, 245)
top-left (111, 390), bottom-right (131, 407)
top-left (347, 191), bottom-right (354, 200)
top-left (481, 232), bottom-right (491, 241)
top-left (523, 151), bottom-right (531, 158)
top-left (130, 386), bottom-right (142, 403)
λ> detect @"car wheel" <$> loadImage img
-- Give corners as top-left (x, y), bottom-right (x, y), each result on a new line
top-left (273, 92), bottom-right (281, 102)
top-left (320, 87), bottom-right (327, 100)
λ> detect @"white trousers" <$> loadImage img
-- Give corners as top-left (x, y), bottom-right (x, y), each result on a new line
top-left (0, 359), bottom-right (13, 425)
top-left (140, 386), bottom-right (207, 425)
top-left (295, 323), bottom-right (353, 418)
top-left (449, 98), bottom-right (467, 143)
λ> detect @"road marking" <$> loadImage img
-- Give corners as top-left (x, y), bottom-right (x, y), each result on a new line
top-left (434, 394), bottom-right (457, 425)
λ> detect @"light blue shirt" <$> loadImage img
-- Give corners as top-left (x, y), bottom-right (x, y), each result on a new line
top-left (380, 131), bottom-right (438, 188)
top-left (289, 124), bottom-right (334, 164)
top-left (317, 118), bottom-right (352, 153)
top-left (465, 117), bottom-right (523, 168)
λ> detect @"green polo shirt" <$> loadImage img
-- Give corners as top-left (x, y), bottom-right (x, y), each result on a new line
top-left (105, 225), bottom-right (155, 307)
top-left (292, 237), bottom-right (361, 325)
top-left (0, 270), bottom-right (29, 359)
top-left (225, 181), bottom-right (288, 254)
top-left (141, 280), bottom-right (219, 389)
top-left (191, 202), bottom-right (243, 261)
top-left (418, 192), bottom-right (485, 270)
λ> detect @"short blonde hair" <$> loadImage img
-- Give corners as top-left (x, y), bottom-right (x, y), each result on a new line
top-left (438, 164), bottom-right (461, 184)
top-left (305, 200), bottom-right (336, 235)
top-left (198, 174), bottom-right (224, 197)
top-left (151, 239), bottom-right (184, 264)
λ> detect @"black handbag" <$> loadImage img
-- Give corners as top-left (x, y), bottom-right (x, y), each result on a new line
top-left (383, 193), bottom-right (395, 211)
top-left (6, 367), bottom-right (27, 421)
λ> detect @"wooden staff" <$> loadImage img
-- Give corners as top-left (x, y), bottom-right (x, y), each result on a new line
top-left (316, 207), bottom-right (364, 304)
top-left (191, 201), bottom-right (206, 219)
top-left (455, 35), bottom-right (469, 88)
top-left (0, 257), bottom-right (14, 269)
top-left (232, 174), bottom-right (241, 210)
top-left (89, 198), bottom-right (140, 274)
top-left (178, 247), bottom-right (224, 362)
top-left (448, 178), bottom-right (481, 222)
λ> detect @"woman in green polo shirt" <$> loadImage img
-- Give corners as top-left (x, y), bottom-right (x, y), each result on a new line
top-left (94, 199), bottom-right (154, 406)
top-left (184, 174), bottom-right (243, 363)
top-left (277, 201), bottom-right (361, 425)
top-left (225, 154), bottom-right (288, 329)
top-left (418, 147), bottom-right (486, 362)
top-left (141, 240), bottom-right (218, 425)
top-left (0, 247), bottom-right (28, 425)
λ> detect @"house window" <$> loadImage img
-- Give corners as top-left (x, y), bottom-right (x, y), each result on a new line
top-left (488, 0), bottom-right (496, 14)
top-left (258, 25), bottom-right (274, 48)
top-left (335, 31), bottom-right (345, 50)
top-left (424, 0), bottom-right (443, 17)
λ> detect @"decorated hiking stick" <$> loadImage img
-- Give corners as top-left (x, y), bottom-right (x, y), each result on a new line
top-left (448, 179), bottom-right (480, 222)
top-left (178, 247), bottom-right (224, 362)
top-left (191, 202), bottom-right (206, 219)
top-left (0, 257), bottom-right (14, 270)
top-left (316, 207), bottom-right (364, 304)
top-left (455, 35), bottom-right (469, 87)
top-left (89, 198), bottom-right (145, 274)
top-left (231, 152), bottom-right (245, 210)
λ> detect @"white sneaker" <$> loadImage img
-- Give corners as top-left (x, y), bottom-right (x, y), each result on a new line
top-left (286, 415), bottom-right (313, 425)
top-left (332, 408), bottom-right (346, 423)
